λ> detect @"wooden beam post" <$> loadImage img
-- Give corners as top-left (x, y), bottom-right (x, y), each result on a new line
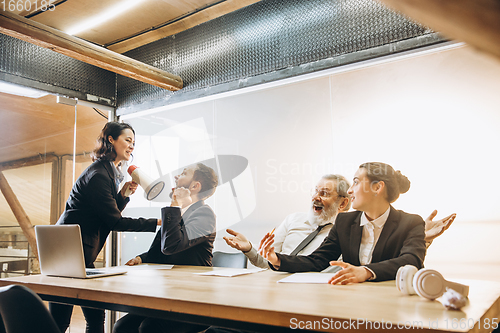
top-left (0, 153), bottom-right (58, 171)
top-left (0, 171), bottom-right (39, 273)
top-left (377, 0), bottom-right (500, 61)
top-left (50, 157), bottom-right (61, 225)
top-left (0, 11), bottom-right (183, 91)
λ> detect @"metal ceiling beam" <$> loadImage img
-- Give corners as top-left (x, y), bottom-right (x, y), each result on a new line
top-left (0, 11), bottom-right (183, 91)
top-left (377, 0), bottom-right (500, 61)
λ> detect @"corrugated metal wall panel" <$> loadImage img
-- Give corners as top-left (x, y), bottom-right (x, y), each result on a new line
top-left (117, 0), bottom-right (442, 114)
top-left (0, 34), bottom-right (116, 105)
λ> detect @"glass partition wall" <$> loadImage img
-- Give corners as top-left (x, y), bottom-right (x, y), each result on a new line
top-left (0, 92), bottom-right (108, 278)
top-left (120, 45), bottom-right (500, 281)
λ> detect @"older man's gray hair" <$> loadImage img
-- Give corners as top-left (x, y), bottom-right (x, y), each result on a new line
top-left (321, 174), bottom-right (351, 211)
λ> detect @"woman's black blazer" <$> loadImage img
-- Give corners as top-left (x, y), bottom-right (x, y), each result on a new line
top-left (57, 159), bottom-right (157, 267)
top-left (277, 206), bottom-right (426, 281)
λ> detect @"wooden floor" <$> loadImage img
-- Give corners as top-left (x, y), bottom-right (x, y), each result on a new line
top-left (40, 302), bottom-right (85, 333)
top-left (68, 307), bottom-right (86, 333)
top-left (68, 308), bottom-right (126, 332)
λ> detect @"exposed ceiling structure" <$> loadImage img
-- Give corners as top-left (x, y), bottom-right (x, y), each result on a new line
top-left (6, 0), bottom-right (261, 53)
top-left (0, 0), bottom-right (262, 164)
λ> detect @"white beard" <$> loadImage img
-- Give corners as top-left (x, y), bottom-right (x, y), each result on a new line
top-left (307, 202), bottom-right (339, 227)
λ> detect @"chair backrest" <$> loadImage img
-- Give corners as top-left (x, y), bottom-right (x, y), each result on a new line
top-left (0, 285), bottom-right (61, 333)
top-left (212, 251), bottom-right (248, 268)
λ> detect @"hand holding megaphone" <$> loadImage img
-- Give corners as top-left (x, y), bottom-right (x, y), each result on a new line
top-left (124, 165), bottom-right (165, 201)
top-left (122, 181), bottom-right (138, 197)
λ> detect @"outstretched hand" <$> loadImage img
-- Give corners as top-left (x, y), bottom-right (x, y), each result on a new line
top-left (424, 210), bottom-right (456, 242)
top-left (259, 233), bottom-right (280, 268)
top-left (327, 261), bottom-right (372, 285)
top-left (223, 229), bottom-right (252, 252)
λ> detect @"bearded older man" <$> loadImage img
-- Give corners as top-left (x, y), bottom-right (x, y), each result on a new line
top-left (224, 174), bottom-right (351, 268)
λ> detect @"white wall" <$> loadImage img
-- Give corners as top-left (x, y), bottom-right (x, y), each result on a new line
top-left (121, 45), bottom-right (500, 280)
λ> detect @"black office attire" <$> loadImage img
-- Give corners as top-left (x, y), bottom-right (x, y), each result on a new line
top-left (136, 200), bottom-right (216, 266)
top-left (276, 206), bottom-right (426, 281)
top-left (51, 159), bottom-right (157, 333)
top-left (113, 200), bottom-right (216, 333)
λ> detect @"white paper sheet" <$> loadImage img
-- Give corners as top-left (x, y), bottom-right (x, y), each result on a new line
top-left (277, 272), bottom-right (338, 284)
top-left (194, 268), bottom-right (266, 277)
top-left (123, 264), bottom-right (174, 270)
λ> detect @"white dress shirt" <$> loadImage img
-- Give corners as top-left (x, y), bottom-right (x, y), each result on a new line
top-left (245, 212), bottom-right (333, 268)
top-left (359, 206), bottom-right (391, 265)
top-left (110, 161), bottom-right (124, 191)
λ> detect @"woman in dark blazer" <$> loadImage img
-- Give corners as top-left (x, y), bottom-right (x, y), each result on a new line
top-left (261, 162), bottom-right (426, 284)
top-left (50, 122), bottom-right (160, 333)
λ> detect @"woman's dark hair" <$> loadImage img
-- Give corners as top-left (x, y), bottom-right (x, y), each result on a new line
top-left (91, 122), bottom-right (135, 162)
top-left (359, 162), bottom-right (410, 203)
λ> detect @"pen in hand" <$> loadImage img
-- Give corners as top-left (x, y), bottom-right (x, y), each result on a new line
top-left (258, 227), bottom-right (276, 252)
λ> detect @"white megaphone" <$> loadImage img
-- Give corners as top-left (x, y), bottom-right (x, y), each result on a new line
top-left (124, 165), bottom-right (165, 201)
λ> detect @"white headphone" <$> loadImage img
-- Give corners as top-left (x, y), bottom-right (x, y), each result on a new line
top-left (396, 265), bottom-right (469, 300)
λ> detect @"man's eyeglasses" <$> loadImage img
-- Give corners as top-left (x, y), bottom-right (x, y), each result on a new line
top-left (310, 188), bottom-right (337, 199)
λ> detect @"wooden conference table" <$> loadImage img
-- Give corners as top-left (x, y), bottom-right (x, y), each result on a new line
top-left (0, 266), bottom-right (499, 332)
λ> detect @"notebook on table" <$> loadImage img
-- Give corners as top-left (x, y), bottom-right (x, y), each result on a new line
top-left (35, 225), bottom-right (126, 279)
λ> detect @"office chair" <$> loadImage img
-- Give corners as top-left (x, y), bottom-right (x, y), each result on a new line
top-left (0, 284), bottom-right (61, 333)
top-left (212, 251), bottom-right (247, 268)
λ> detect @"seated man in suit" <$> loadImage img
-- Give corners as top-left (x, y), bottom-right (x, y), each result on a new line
top-left (113, 162), bottom-right (218, 333)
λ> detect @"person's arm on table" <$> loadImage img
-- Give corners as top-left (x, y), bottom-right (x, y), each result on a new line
top-left (327, 261), bottom-right (373, 284)
top-left (126, 230), bottom-right (164, 265)
top-left (125, 256), bottom-right (142, 266)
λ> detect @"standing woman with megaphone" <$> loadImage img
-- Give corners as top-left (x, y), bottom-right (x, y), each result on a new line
top-left (51, 122), bottom-right (161, 333)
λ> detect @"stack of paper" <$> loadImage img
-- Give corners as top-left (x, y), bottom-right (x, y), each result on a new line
top-left (194, 268), bottom-right (266, 277)
top-left (124, 264), bottom-right (174, 271)
top-left (277, 272), bottom-right (338, 284)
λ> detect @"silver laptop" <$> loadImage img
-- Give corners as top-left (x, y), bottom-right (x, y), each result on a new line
top-left (35, 225), bottom-right (126, 279)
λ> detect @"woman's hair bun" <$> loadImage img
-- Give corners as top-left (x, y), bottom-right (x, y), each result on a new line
top-left (359, 162), bottom-right (410, 203)
top-left (395, 170), bottom-right (410, 194)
